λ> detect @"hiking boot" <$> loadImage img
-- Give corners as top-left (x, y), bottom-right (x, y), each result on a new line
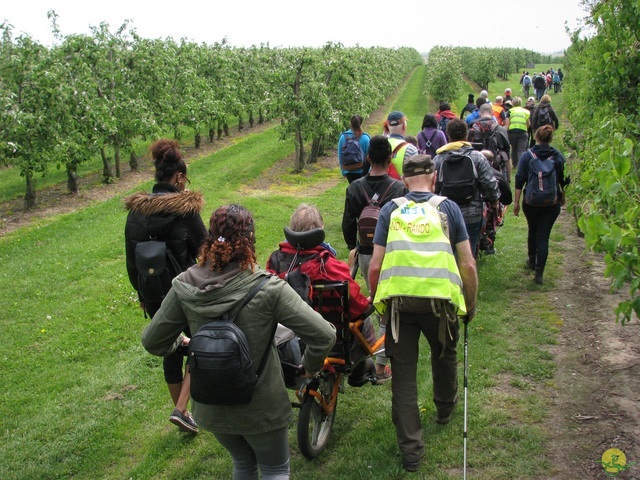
top-left (534, 269), bottom-right (544, 285)
top-left (348, 359), bottom-right (375, 387)
top-left (403, 460), bottom-right (421, 472)
top-left (436, 411), bottom-right (453, 424)
top-left (484, 246), bottom-right (496, 255)
top-left (169, 408), bottom-right (199, 434)
top-left (374, 365), bottom-right (392, 385)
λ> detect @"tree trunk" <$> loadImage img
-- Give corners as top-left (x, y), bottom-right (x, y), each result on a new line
top-left (24, 173), bottom-right (37, 210)
top-left (308, 136), bottom-right (325, 164)
top-left (249, 111), bottom-right (254, 128)
top-left (238, 115), bottom-right (244, 131)
top-left (223, 123), bottom-right (229, 137)
top-left (308, 137), bottom-right (323, 164)
top-left (209, 128), bottom-right (215, 143)
top-left (195, 132), bottom-right (201, 149)
top-left (114, 145), bottom-right (122, 178)
top-left (294, 126), bottom-right (304, 173)
top-left (100, 147), bottom-right (114, 184)
top-left (67, 164), bottom-right (79, 195)
top-left (259, 108), bottom-right (264, 124)
top-left (129, 151), bottom-right (139, 172)
top-left (217, 122), bottom-right (223, 140)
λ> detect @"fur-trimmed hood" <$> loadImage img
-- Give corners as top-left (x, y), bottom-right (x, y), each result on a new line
top-left (125, 189), bottom-right (205, 217)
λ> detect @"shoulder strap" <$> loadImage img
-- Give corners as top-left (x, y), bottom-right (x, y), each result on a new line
top-left (427, 195), bottom-right (450, 240)
top-left (378, 181), bottom-right (397, 204)
top-left (428, 130), bottom-right (438, 144)
top-left (228, 275), bottom-right (276, 376)
top-left (227, 276), bottom-right (272, 323)
top-left (427, 195), bottom-right (447, 209)
top-left (392, 141), bottom-right (408, 155)
top-left (359, 181), bottom-right (373, 204)
top-left (392, 197), bottom-right (409, 208)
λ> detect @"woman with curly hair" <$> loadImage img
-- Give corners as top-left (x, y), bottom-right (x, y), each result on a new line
top-left (125, 139), bottom-right (206, 433)
top-left (142, 204), bottom-right (335, 479)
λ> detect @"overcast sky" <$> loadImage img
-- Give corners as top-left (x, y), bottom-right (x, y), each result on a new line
top-left (3, 1), bottom-right (589, 54)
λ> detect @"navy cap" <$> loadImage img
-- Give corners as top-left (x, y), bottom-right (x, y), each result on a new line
top-left (387, 111), bottom-right (405, 126)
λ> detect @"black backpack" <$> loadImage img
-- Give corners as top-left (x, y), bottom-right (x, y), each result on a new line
top-left (437, 151), bottom-right (478, 206)
top-left (188, 276), bottom-right (274, 406)
top-left (473, 122), bottom-right (509, 172)
top-left (536, 105), bottom-right (552, 127)
top-left (357, 181), bottom-right (396, 248)
top-left (135, 240), bottom-right (182, 311)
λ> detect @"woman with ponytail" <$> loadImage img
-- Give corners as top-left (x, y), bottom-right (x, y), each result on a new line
top-left (338, 114), bottom-right (371, 183)
top-left (125, 139), bottom-right (207, 433)
top-left (142, 204), bottom-right (335, 479)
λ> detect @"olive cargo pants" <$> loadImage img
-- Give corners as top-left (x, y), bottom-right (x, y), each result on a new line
top-left (387, 311), bottom-right (460, 463)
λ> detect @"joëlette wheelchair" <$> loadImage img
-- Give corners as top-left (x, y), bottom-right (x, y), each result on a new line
top-left (276, 226), bottom-right (385, 460)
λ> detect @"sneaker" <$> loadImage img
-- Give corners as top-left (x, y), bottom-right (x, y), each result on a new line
top-left (374, 365), bottom-right (392, 385)
top-left (169, 408), bottom-right (199, 434)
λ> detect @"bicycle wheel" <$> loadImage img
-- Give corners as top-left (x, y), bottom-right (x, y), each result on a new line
top-left (297, 374), bottom-right (337, 460)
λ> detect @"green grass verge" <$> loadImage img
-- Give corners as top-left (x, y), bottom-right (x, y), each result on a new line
top-left (0, 66), bottom-right (567, 479)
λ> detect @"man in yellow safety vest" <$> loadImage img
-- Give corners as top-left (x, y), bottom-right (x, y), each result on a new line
top-left (368, 154), bottom-right (478, 472)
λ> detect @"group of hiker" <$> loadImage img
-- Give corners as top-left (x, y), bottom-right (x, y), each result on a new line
top-left (335, 85), bottom-right (568, 469)
top-left (124, 72), bottom-right (569, 477)
top-left (520, 68), bottom-right (563, 100)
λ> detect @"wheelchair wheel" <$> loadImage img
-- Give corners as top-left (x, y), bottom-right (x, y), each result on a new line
top-left (297, 374), bottom-right (337, 460)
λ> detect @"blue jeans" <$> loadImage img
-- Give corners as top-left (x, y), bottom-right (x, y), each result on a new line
top-left (522, 202), bottom-right (561, 272)
top-left (465, 220), bottom-right (482, 258)
top-left (213, 426), bottom-right (290, 480)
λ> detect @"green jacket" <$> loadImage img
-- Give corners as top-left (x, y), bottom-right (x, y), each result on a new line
top-left (141, 263), bottom-right (336, 434)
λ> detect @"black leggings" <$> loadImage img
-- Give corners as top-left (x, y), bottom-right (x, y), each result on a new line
top-left (146, 301), bottom-right (190, 384)
top-left (522, 202), bottom-right (561, 271)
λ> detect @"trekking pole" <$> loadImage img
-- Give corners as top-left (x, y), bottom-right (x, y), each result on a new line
top-left (463, 317), bottom-right (470, 480)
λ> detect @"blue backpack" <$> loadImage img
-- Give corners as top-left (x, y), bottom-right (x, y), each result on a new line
top-left (437, 116), bottom-right (450, 133)
top-left (525, 151), bottom-right (557, 206)
top-left (340, 133), bottom-right (364, 169)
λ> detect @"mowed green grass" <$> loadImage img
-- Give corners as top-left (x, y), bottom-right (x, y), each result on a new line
top-left (0, 66), bottom-right (566, 479)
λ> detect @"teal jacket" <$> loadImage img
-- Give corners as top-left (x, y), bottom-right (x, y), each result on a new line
top-left (338, 130), bottom-right (370, 175)
top-left (142, 263), bottom-right (336, 434)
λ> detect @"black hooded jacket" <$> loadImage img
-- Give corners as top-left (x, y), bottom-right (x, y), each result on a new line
top-left (124, 183), bottom-right (207, 301)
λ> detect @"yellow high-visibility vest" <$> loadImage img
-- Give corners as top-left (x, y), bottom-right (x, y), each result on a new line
top-left (374, 197), bottom-right (466, 315)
